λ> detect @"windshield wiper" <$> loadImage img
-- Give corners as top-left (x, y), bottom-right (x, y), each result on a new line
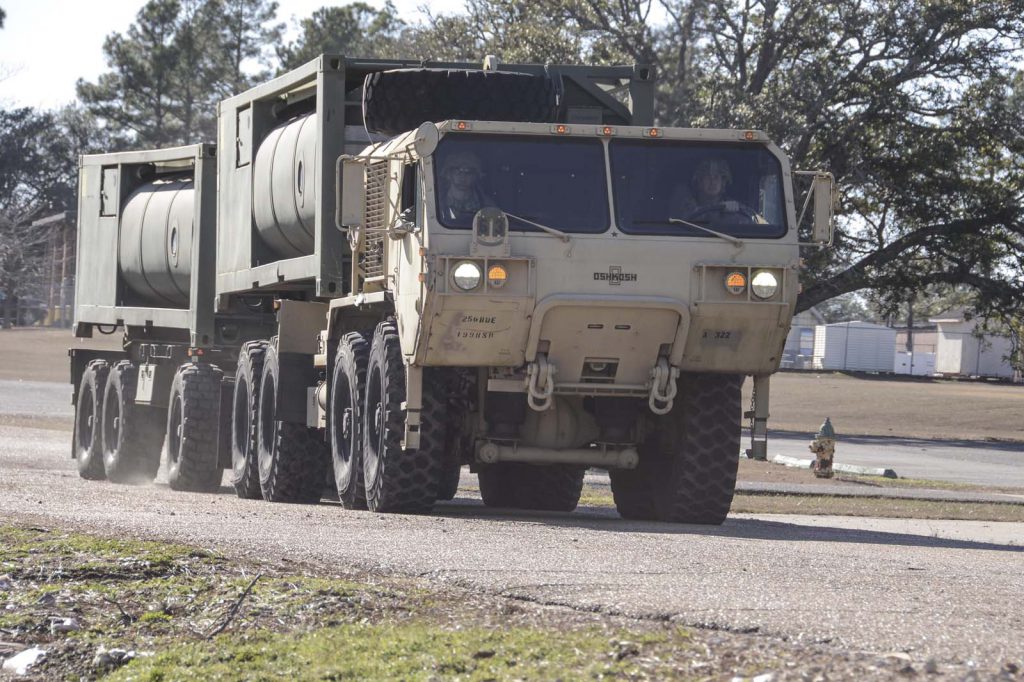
top-left (668, 217), bottom-right (744, 247)
top-left (504, 212), bottom-right (572, 244)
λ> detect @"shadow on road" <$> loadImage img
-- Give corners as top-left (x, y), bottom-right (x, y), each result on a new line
top-left (430, 499), bottom-right (1023, 553)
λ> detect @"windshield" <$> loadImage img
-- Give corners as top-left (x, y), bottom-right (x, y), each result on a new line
top-left (610, 141), bottom-right (787, 238)
top-left (433, 134), bottom-right (609, 233)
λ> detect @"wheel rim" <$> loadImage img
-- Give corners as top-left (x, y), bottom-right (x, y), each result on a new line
top-left (232, 377), bottom-right (251, 476)
top-left (168, 395), bottom-right (183, 465)
top-left (363, 364), bottom-right (383, 484)
top-left (78, 387), bottom-right (95, 454)
top-left (331, 371), bottom-right (355, 484)
top-left (102, 385), bottom-right (120, 462)
top-left (258, 373), bottom-right (277, 481)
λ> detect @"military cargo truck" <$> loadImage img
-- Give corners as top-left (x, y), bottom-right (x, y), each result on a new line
top-left (71, 54), bottom-right (834, 524)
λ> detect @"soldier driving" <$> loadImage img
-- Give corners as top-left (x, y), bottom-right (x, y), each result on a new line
top-left (439, 151), bottom-right (494, 222)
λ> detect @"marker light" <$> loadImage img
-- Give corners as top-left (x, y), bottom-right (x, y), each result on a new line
top-left (751, 270), bottom-right (779, 299)
top-left (725, 271), bottom-right (747, 295)
top-left (452, 261), bottom-right (482, 291)
top-left (647, 128), bottom-right (660, 138)
top-left (553, 124), bottom-right (569, 134)
top-left (487, 264), bottom-right (508, 288)
top-left (601, 126), bottom-right (615, 136)
top-left (456, 121), bottom-right (469, 130)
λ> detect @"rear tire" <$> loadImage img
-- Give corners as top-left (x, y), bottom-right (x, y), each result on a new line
top-left (166, 363), bottom-right (225, 493)
top-left (230, 341), bottom-right (268, 499)
top-left (362, 320), bottom-right (441, 513)
top-left (101, 361), bottom-right (165, 484)
top-left (257, 344), bottom-right (329, 503)
top-left (75, 360), bottom-right (110, 481)
top-left (330, 332), bottom-right (369, 509)
top-left (627, 373), bottom-right (742, 525)
top-left (478, 463), bottom-right (585, 512)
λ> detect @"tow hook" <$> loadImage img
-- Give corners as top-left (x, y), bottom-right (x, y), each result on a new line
top-left (648, 357), bottom-right (679, 415)
top-left (525, 353), bottom-right (556, 411)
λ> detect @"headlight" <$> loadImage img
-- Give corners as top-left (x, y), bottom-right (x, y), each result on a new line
top-left (452, 261), bottom-right (482, 291)
top-left (751, 270), bottom-right (779, 299)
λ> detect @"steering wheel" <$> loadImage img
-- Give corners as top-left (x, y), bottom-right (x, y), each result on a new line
top-left (685, 200), bottom-right (764, 224)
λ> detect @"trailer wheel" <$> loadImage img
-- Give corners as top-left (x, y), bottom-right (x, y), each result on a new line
top-left (101, 361), bottom-right (165, 484)
top-left (478, 463), bottom-right (585, 512)
top-left (362, 69), bottom-right (560, 136)
top-left (330, 332), bottom-right (369, 509)
top-left (167, 363), bottom-right (225, 493)
top-left (230, 341), bottom-right (268, 499)
top-left (643, 373), bottom-right (743, 525)
top-left (75, 360), bottom-right (110, 481)
top-left (362, 320), bottom-right (441, 513)
top-left (257, 345), bottom-right (328, 503)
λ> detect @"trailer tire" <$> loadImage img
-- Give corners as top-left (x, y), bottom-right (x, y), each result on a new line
top-left (330, 332), bottom-right (369, 509)
top-left (646, 373), bottom-right (742, 525)
top-left (479, 463), bottom-right (585, 512)
top-left (75, 360), bottom-right (110, 481)
top-left (100, 361), bottom-right (164, 484)
top-left (230, 341), bottom-right (268, 499)
top-left (362, 69), bottom-right (560, 136)
top-left (362, 320), bottom-right (441, 513)
top-left (167, 363), bottom-right (225, 493)
top-left (257, 345), bottom-right (329, 503)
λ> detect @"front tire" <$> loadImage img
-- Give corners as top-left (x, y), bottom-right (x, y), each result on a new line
top-left (362, 321), bottom-right (441, 513)
top-left (478, 463), bottom-right (585, 512)
top-left (166, 363), bottom-right (225, 493)
top-left (75, 360), bottom-right (110, 481)
top-left (101, 361), bottom-right (165, 484)
top-left (616, 373), bottom-right (742, 525)
top-left (257, 344), bottom-right (328, 503)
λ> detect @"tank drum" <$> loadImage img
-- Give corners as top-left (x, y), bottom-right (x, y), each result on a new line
top-left (253, 113), bottom-right (318, 258)
top-left (118, 179), bottom-right (194, 307)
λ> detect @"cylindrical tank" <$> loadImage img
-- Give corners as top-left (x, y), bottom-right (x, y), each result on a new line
top-left (118, 178), bottom-right (194, 307)
top-left (253, 113), bottom-right (319, 258)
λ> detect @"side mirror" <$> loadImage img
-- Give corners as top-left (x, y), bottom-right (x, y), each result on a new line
top-left (797, 171), bottom-right (836, 247)
top-left (336, 156), bottom-right (366, 233)
top-left (811, 172), bottom-right (836, 245)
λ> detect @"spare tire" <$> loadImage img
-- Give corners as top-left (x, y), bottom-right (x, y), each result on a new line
top-left (363, 69), bottom-right (560, 136)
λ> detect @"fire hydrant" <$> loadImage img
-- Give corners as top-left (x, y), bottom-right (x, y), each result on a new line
top-left (808, 418), bottom-right (836, 479)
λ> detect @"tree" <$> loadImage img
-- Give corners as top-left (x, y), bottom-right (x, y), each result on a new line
top-left (0, 7), bottom-right (6, 29)
top-left (203, 0), bottom-right (282, 98)
top-left (0, 107), bottom-right (85, 326)
top-left (278, 3), bottom-right (405, 69)
top-left (439, 0), bottom-right (1024, 330)
top-left (76, 0), bottom-right (186, 147)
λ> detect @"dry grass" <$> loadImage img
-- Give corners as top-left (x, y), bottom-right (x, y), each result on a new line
top-left (743, 371), bottom-right (1024, 442)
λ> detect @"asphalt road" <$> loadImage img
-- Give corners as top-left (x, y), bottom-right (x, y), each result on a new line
top-left (1, 379), bottom-right (1022, 668)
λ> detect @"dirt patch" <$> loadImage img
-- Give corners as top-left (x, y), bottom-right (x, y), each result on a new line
top-left (1, 525), bottom-right (1008, 680)
top-left (0, 329), bottom-right (121, 383)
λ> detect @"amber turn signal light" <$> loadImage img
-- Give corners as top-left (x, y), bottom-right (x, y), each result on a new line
top-left (725, 271), bottom-right (746, 295)
top-left (487, 264), bottom-right (508, 288)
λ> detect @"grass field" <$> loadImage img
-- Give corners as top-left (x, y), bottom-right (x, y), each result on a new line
top-left (2, 328), bottom-right (1022, 442)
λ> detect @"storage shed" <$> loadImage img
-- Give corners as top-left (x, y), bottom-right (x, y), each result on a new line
top-left (782, 307), bottom-right (825, 369)
top-left (929, 311), bottom-right (1016, 379)
top-left (813, 321), bottom-right (897, 372)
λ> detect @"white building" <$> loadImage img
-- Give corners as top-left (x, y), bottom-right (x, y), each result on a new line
top-left (929, 311), bottom-right (1016, 379)
top-left (813, 321), bottom-right (897, 372)
top-left (782, 307), bottom-right (825, 369)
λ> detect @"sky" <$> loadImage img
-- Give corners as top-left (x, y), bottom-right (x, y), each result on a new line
top-left (0, 0), bottom-right (462, 109)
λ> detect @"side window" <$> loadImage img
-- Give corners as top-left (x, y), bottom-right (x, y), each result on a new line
top-left (400, 163), bottom-right (417, 220)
